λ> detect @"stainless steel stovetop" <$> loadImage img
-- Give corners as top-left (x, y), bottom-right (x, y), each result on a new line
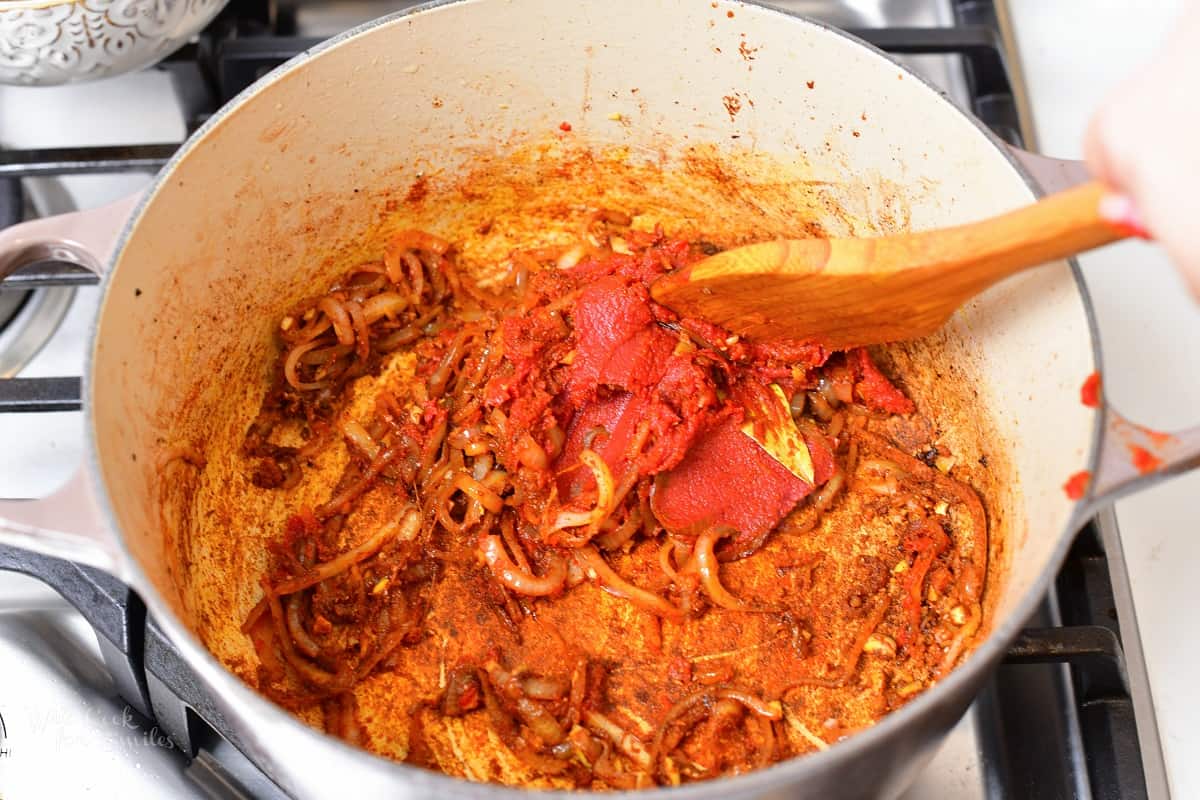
top-left (0, 1), bottom-right (1164, 798)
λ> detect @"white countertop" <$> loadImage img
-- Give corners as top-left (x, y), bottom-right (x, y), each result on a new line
top-left (1006, 2), bottom-right (1199, 797)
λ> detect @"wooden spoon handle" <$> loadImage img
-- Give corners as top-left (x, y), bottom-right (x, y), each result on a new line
top-left (892, 179), bottom-right (1126, 287)
top-left (652, 180), bottom-right (1133, 350)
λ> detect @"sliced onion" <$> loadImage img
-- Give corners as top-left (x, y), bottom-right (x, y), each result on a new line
top-left (391, 229), bottom-right (451, 256)
top-left (565, 657), bottom-right (588, 729)
top-left (652, 688), bottom-right (782, 770)
top-left (544, 425), bottom-right (566, 458)
top-left (812, 470), bottom-right (844, 513)
top-left (318, 296), bottom-right (355, 346)
top-left (484, 662), bottom-right (566, 746)
top-left (808, 390), bottom-right (836, 421)
top-left (658, 538), bottom-right (681, 583)
top-left (264, 590), bottom-right (339, 689)
top-left (374, 325), bottom-right (420, 352)
top-left (784, 707), bottom-right (830, 752)
top-left (583, 709), bottom-right (653, 771)
top-left (299, 343), bottom-right (353, 365)
top-left (284, 340), bottom-right (330, 391)
top-left (557, 243), bottom-right (588, 270)
top-left (344, 299), bottom-right (370, 359)
top-left (402, 251), bottom-right (426, 303)
top-left (575, 545), bottom-right (683, 621)
top-left (860, 458), bottom-right (909, 479)
top-left (691, 528), bottom-right (754, 611)
top-left (789, 391), bottom-right (807, 419)
top-left (361, 291), bottom-right (409, 323)
top-left (452, 472), bottom-right (505, 514)
top-left (479, 534), bottom-right (567, 596)
top-left (285, 593), bottom-right (322, 658)
top-left (448, 425), bottom-right (491, 457)
top-left (593, 507), bottom-right (641, 550)
top-left (281, 313), bottom-right (331, 344)
top-left (515, 433), bottom-right (549, 470)
top-left (937, 602), bottom-right (981, 676)
top-left (549, 449), bottom-right (613, 531)
top-left (715, 688), bottom-right (783, 720)
top-left (341, 419), bottom-right (379, 461)
top-left (271, 506), bottom-right (419, 595)
top-left (520, 674), bottom-right (568, 701)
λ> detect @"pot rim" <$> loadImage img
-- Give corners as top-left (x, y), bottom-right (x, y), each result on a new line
top-left (82, 0), bottom-right (1105, 796)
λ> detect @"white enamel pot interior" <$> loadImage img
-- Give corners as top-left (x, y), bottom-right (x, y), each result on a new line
top-left (70, 0), bottom-right (1098, 797)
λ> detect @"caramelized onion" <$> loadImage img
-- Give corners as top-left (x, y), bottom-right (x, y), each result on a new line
top-left (452, 472), bottom-right (505, 515)
top-left (299, 343), bottom-right (353, 365)
top-left (285, 593), bottom-right (322, 659)
top-left (557, 243), bottom-right (588, 270)
top-left (593, 507), bottom-right (641, 550)
top-left (264, 590), bottom-right (340, 689)
top-left (344, 299), bottom-right (370, 359)
top-left (575, 546), bottom-right (683, 621)
top-left (860, 458), bottom-right (909, 479)
top-left (812, 469), bottom-right (844, 513)
top-left (520, 674), bottom-right (568, 701)
top-left (690, 527), bottom-right (755, 611)
top-left (271, 507), bottom-right (419, 596)
top-left (485, 662), bottom-right (567, 746)
top-left (443, 667), bottom-right (483, 717)
top-left (341, 419), bottom-right (379, 461)
top-left (362, 291), bottom-right (409, 323)
top-left (318, 296), bottom-right (355, 346)
top-left (515, 433), bottom-right (549, 470)
top-left (284, 340), bottom-right (329, 391)
top-left (583, 709), bottom-right (653, 771)
top-left (479, 534), bottom-right (567, 596)
top-left (550, 449), bottom-right (613, 531)
top-left (652, 687), bottom-right (782, 773)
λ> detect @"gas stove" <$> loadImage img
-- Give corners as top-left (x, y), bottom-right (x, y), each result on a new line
top-left (0, 1), bottom-right (1170, 797)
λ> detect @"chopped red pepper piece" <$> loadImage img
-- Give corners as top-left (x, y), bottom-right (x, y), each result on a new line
top-left (1080, 371), bottom-right (1101, 408)
top-left (850, 348), bottom-right (915, 415)
top-left (1062, 470), bottom-right (1091, 500)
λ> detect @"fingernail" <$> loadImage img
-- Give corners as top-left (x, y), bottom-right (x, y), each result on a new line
top-left (1098, 192), bottom-right (1151, 239)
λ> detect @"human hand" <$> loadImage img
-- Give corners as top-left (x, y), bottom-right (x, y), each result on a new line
top-left (1083, 3), bottom-right (1200, 298)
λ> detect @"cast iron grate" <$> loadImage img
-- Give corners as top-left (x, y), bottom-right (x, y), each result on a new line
top-left (0, 2), bottom-right (1158, 798)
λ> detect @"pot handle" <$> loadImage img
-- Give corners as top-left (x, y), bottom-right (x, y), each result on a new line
top-left (0, 471), bottom-right (120, 573)
top-left (0, 192), bottom-right (139, 280)
top-left (0, 192), bottom-right (143, 576)
top-left (1006, 145), bottom-right (1200, 511)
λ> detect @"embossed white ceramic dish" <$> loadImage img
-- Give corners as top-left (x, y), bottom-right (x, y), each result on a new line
top-left (0, 0), bottom-right (228, 86)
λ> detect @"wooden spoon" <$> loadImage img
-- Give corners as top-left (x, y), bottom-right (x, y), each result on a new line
top-left (650, 181), bottom-right (1132, 350)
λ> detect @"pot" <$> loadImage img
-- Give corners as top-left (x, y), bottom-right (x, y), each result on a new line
top-left (0, 1), bottom-right (1196, 797)
top-left (0, 0), bottom-right (229, 86)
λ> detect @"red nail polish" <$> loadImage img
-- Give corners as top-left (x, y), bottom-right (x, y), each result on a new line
top-left (1098, 193), bottom-right (1151, 239)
